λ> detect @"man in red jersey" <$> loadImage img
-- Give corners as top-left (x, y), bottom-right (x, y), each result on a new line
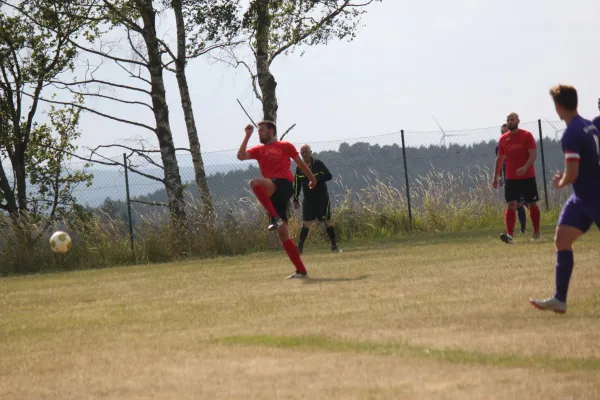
top-left (493, 113), bottom-right (541, 243)
top-left (237, 120), bottom-right (317, 279)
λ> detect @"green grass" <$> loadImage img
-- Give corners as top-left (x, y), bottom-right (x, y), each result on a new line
top-left (1, 225), bottom-right (600, 399)
top-left (215, 334), bottom-right (600, 372)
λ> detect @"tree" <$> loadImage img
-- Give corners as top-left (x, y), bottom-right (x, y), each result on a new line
top-left (0, 1), bottom-right (91, 221)
top-left (191, 0), bottom-right (381, 123)
top-left (9, 0), bottom-right (190, 225)
top-left (159, 0), bottom-right (241, 223)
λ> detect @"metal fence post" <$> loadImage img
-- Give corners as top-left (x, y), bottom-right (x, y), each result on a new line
top-left (123, 153), bottom-right (136, 261)
top-left (401, 130), bottom-right (413, 230)
top-left (537, 119), bottom-right (550, 211)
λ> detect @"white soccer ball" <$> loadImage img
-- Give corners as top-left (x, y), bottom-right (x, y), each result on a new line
top-left (50, 231), bottom-right (72, 254)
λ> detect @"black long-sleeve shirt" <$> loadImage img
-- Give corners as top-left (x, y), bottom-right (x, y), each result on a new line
top-left (294, 158), bottom-right (332, 201)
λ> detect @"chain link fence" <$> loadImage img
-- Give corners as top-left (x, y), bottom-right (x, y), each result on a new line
top-left (53, 119), bottom-right (569, 234)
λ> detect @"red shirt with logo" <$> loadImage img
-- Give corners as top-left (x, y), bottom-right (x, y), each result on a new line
top-left (248, 141), bottom-right (298, 182)
top-left (497, 129), bottom-right (537, 179)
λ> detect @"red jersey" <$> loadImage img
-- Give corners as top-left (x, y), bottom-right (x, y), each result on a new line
top-left (248, 141), bottom-right (298, 182)
top-left (497, 129), bottom-right (536, 180)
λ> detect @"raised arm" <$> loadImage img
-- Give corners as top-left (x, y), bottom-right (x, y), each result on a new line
top-left (237, 124), bottom-right (254, 161)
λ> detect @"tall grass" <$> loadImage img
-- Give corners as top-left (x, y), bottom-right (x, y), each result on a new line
top-left (0, 169), bottom-right (570, 275)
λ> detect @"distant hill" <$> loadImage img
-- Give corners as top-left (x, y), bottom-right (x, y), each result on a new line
top-left (80, 137), bottom-right (566, 223)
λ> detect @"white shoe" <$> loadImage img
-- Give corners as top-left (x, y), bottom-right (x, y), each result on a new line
top-left (530, 296), bottom-right (566, 314)
top-left (285, 272), bottom-right (308, 280)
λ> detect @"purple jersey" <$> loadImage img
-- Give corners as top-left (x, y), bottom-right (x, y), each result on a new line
top-left (561, 115), bottom-right (600, 201)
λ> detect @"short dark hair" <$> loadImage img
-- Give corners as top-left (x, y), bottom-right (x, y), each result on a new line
top-left (549, 84), bottom-right (578, 111)
top-left (258, 120), bottom-right (277, 136)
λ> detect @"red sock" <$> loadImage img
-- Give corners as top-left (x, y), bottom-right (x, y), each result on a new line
top-left (282, 239), bottom-right (307, 274)
top-left (252, 185), bottom-right (277, 217)
top-left (529, 204), bottom-right (541, 234)
top-left (505, 209), bottom-right (516, 236)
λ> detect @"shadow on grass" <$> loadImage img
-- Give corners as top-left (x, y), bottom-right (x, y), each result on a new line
top-left (302, 275), bottom-right (370, 284)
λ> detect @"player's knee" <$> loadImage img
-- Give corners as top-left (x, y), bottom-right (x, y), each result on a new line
top-left (554, 229), bottom-right (573, 251)
top-left (276, 223), bottom-right (289, 240)
top-left (323, 220), bottom-right (332, 228)
top-left (507, 202), bottom-right (518, 210)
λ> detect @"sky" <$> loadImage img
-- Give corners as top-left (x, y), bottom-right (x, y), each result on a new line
top-left (64, 0), bottom-right (600, 160)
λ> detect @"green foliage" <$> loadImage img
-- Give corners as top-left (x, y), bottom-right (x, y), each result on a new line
top-left (0, 0), bottom-right (90, 217)
top-left (27, 96), bottom-right (93, 217)
top-left (241, 0), bottom-right (382, 60)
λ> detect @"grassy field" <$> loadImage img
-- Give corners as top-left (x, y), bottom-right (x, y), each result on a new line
top-left (1, 225), bottom-right (599, 399)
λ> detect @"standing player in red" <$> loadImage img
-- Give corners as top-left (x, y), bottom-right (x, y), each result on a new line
top-left (237, 121), bottom-right (317, 279)
top-left (492, 113), bottom-right (542, 243)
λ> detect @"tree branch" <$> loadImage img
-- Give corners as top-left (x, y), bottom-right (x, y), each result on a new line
top-left (50, 78), bottom-right (151, 96)
top-left (53, 84), bottom-right (154, 112)
top-left (23, 92), bottom-right (156, 132)
top-left (280, 123), bottom-right (296, 141)
top-left (269, 0), bottom-right (351, 65)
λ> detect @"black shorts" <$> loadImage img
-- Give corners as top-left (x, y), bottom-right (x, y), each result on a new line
top-left (505, 177), bottom-right (539, 203)
top-left (302, 196), bottom-right (332, 222)
top-left (270, 178), bottom-right (294, 221)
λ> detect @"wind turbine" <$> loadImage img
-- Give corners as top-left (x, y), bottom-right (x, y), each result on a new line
top-left (432, 114), bottom-right (465, 147)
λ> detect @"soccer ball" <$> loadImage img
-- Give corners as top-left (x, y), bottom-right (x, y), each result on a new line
top-left (50, 231), bottom-right (72, 254)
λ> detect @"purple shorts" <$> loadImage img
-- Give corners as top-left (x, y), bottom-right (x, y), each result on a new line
top-left (558, 194), bottom-right (600, 232)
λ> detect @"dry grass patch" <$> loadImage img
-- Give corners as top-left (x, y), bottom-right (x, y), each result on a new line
top-left (0, 226), bottom-right (599, 399)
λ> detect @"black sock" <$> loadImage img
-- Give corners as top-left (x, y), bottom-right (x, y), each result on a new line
top-left (326, 226), bottom-right (337, 247)
top-left (299, 227), bottom-right (309, 247)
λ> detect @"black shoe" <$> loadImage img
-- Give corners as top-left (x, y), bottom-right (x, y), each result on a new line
top-left (332, 245), bottom-right (342, 253)
top-left (500, 233), bottom-right (513, 244)
top-left (268, 216), bottom-right (281, 231)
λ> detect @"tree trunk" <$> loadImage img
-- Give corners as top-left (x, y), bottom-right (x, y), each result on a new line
top-left (255, 0), bottom-right (278, 122)
top-left (171, 0), bottom-right (215, 224)
top-left (0, 163), bottom-right (18, 214)
top-left (138, 1), bottom-right (187, 226)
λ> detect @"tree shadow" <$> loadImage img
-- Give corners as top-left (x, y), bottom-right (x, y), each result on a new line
top-left (301, 275), bottom-right (370, 284)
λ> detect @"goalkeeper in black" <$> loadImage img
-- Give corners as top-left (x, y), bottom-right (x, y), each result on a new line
top-left (293, 144), bottom-right (341, 254)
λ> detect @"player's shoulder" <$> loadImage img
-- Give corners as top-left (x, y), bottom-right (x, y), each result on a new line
top-left (519, 128), bottom-right (534, 137)
top-left (277, 140), bottom-right (295, 147)
top-left (593, 115), bottom-right (600, 126)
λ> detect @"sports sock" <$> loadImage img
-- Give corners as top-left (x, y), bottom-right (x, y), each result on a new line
top-left (529, 204), bottom-right (541, 234)
top-left (517, 206), bottom-right (527, 232)
top-left (299, 226), bottom-right (309, 245)
top-left (252, 185), bottom-right (277, 218)
top-left (504, 209), bottom-right (516, 236)
top-left (282, 239), bottom-right (307, 274)
top-left (554, 250), bottom-right (574, 302)
top-left (326, 226), bottom-right (337, 247)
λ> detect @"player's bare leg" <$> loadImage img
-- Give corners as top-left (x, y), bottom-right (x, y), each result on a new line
top-left (501, 200), bottom-right (518, 243)
top-left (278, 221), bottom-right (308, 279)
top-left (530, 225), bottom-right (583, 313)
top-left (249, 178), bottom-right (281, 230)
top-left (323, 219), bottom-right (341, 252)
